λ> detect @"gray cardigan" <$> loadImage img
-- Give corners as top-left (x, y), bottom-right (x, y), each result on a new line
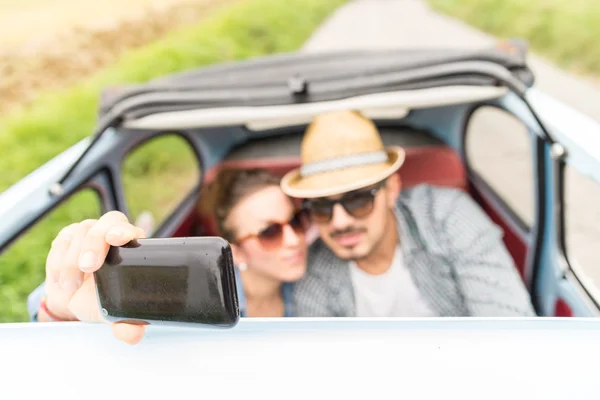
top-left (293, 184), bottom-right (536, 317)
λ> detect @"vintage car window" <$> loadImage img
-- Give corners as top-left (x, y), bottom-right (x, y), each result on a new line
top-left (465, 106), bottom-right (535, 228)
top-left (0, 189), bottom-right (102, 323)
top-left (122, 133), bottom-right (200, 235)
top-left (563, 165), bottom-right (600, 295)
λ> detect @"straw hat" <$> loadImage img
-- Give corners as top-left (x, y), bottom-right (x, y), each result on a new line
top-left (280, 110), bottom-right (405, 198)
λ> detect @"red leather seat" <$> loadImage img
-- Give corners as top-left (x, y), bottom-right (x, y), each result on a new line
top-left (197, 146), bottom-right (466, 236)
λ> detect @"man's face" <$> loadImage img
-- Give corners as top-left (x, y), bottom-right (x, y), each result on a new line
top-left (304, 174), bottom-right (401, 261)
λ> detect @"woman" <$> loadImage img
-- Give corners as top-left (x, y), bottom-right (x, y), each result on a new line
top-left (34, 167), bottom-right (310, 344)
top-left (198, 167), bottom-right (310, 317)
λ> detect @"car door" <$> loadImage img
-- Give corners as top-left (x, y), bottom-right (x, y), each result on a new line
top-left (0, 129), bottom-right (203, 323)
top-left (460, 93), bottom-right (600, 317)
top-left (526, 89), bottom-right (600, 318)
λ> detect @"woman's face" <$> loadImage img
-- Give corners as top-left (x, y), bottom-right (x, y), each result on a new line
top-left (227, 185), bottom-right (308, 282)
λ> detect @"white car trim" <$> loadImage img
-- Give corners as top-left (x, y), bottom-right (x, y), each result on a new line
top-left (122, 85), bottom-right (508, 130)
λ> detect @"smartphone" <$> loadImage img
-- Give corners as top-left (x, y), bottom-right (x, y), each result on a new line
top-left (93, 236), bottom-right (239, 328)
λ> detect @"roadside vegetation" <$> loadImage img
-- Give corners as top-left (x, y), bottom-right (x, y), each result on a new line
top-left (427, 0), bottom-right (600, 77)
top-left (0, 0), bottom-right (346, 322)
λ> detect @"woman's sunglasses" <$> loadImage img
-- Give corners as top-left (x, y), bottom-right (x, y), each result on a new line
top-left (302, 180), bottom-right (386, 223)
top-left (236, 209), bottom-right (310, 250)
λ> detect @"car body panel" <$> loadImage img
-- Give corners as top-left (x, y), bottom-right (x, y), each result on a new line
top-left (1, 318), bottom-right (600, 398)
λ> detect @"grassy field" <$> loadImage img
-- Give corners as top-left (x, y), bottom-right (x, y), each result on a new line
top-left (427, 0), bottom-right (600, 77)
top-left (0, 0), bottom-right (347, 322)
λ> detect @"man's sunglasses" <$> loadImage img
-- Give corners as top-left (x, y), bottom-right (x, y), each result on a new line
top-left (302, 180), bottom-right (386, 223)
top-left (236, 209), bottom-right (310, 250)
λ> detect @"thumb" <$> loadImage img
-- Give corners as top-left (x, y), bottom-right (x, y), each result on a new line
top-left (67, 275), bottom-right (103, 322)
top-left (112, 323), bottom-right (146, 345)
top-left (69, 274), bottom-right (147, 345)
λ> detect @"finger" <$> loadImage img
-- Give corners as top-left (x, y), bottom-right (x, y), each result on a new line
top-left (111, 323), bottom-right (146, 345)
top-left (60, 220), bottom-right (97, 294)
top-left (68, 276), bottom-right (103, 322)
top-left (77, 211), bottom-right (130, 273)
top-left (46, 223), bottom-right (78, 287)
top-left (105, 222), bottom-right (147, 246)
top-left (44, 224), bottom-right (80, 319)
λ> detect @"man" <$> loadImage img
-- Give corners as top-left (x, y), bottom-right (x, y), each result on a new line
top-left (280, 110), bottom-right (535, 317)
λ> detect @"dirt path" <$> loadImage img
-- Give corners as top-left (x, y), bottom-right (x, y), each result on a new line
top-left (0, 0), bottom-right (195, 49)
top-left (0, 0), bottom-right (232, 115)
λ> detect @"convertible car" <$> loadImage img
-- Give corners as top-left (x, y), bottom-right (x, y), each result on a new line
top-left (1, 40), bottom-right (600, 397)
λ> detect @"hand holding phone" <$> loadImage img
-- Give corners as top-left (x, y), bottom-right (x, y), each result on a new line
top-left (43, 211), bottom-right (239, 345)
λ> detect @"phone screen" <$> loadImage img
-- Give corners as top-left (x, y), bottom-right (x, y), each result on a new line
top-left (94, 237), bottom-right (239, 327)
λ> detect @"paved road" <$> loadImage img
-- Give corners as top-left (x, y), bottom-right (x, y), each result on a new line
top-left (301, 0), bottom-right (600, 291)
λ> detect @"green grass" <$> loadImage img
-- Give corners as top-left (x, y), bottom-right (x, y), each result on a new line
top-left (0, 0), bottom-right (347, 322)
top-left (427, 0), bottom-right (600, 76)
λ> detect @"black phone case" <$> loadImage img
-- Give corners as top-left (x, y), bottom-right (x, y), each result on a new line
top-left (93, 236), bottom-right (239, 328)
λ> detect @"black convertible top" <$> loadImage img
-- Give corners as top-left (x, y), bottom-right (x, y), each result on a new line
top-left (97, 39), bottom-right (533, 122)
top-left (55, 39), bottom-right (539, 188)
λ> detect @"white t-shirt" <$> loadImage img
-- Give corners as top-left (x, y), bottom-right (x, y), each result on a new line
top-left (349, 245), bottom-right (435, 317)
